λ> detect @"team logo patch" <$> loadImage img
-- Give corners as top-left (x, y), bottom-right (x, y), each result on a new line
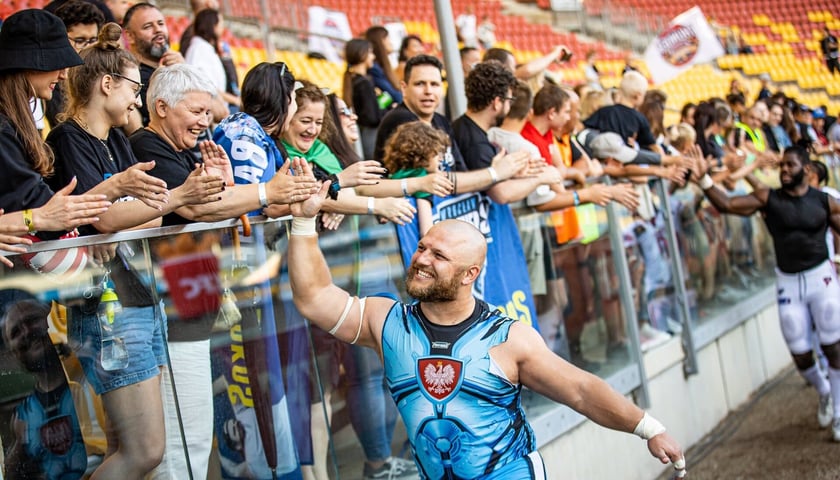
top-left (656, 24), bottom-right (700, 67)
top-left (418, 357), bottom-right (463, 401)
top-left (825, 277), bottom-right (833, 286)
top-left (40, 415), bottom-right (73, 455)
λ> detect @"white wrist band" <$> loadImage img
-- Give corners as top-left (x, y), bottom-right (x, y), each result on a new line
top-left (487, 166), bottom-right (499, 184)
top-left (258, 182), bottom-right (268, 208)
top-left (290, 216), bottom-right (316, 236)
top-left (401, 178), bottom-right (409, 197)
top-left (633, 412), bottom-right (666, 440)
top-left (699, 174), bottom-right (714, 190)
top-left (367, 196), bottom-right (375, 215)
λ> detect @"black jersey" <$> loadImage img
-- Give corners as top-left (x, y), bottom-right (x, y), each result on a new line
top-left (762, 187), bottom-right (830, 273)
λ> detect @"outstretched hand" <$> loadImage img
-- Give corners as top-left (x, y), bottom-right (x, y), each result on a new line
top-left (36, 177), bottom-right (111, 232)
top-left (200, 140), bottom-right (234, 186)
top-left (290, 179), bottom-right (329, 218)
top-left (116, 161), bottom-right (170, 211)
top-left (648, 432), bottom-right (686, 478)
top-left (491, 149), bottom-right (530, 181)
top-left (0, 209), bottom-right (30, 268)
top-left (338, 160), bottom-right (387, 187)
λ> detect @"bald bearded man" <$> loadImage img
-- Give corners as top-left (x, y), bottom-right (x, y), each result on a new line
top-left (287, 170), bottom-right (686, 480)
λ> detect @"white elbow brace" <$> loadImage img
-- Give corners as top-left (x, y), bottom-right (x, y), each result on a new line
top-left (633, 412), bottom-right (666, 440)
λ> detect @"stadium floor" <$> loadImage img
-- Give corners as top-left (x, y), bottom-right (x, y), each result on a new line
top-left (659, 365), bottom-right (840, 480)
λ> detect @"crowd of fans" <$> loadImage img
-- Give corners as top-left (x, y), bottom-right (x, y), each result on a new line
top-left (1, 2), bottom-right (840, 479)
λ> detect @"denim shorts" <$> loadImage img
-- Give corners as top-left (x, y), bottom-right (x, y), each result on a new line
top-left (69, 303), bottom-right (167, 395)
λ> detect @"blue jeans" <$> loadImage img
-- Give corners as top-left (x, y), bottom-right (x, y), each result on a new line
top-left (341, 343), bottom-right (397, 462)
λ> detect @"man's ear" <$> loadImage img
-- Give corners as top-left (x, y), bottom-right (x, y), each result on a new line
top-left (461, 265), bottom-right (482, 286)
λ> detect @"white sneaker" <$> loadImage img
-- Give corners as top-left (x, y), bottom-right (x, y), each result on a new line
top-left (819, 394), bottom-right (833, 429)
top-left (666, 317), bottom-right (683, 334)
top-left (832, 417), bottom-right (840, 442)
top-left (639, 323), bottom-right (671, 352)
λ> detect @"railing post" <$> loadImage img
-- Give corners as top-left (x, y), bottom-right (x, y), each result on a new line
top-left (604, 177), bottom-right (651, 408)
top-left (653, 179), bottom-right (699, 376)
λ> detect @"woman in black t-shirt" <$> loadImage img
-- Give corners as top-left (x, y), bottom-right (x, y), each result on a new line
top-left (44, 23), bottom-right (225, 479)
top-left (0, 10), bottom-right (113, 257)
top-left (342, 38), bottom-right (386, 160)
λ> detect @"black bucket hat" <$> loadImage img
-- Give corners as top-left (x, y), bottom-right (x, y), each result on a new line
top-left (0, 9), bottom-right (84, 73)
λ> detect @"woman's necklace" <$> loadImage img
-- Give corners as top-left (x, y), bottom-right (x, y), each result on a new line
top-left (73, 116), bottom-right (114, 163)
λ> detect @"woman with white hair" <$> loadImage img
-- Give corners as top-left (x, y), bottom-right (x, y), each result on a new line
top-left (45, 22), bottom-right (227, 479)
top-left (129, 62), bottom-right (319, 480)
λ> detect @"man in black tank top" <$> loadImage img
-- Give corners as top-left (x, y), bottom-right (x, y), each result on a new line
top-left (695, 145), bottom-right (840, 440)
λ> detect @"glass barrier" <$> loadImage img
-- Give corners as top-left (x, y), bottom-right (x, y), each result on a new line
top-left (0, 190), bottom-right (779, 478)
top-left (510, 192), bottom-right (645, 417)
top-left (661, 177), bottom-right (777, 339)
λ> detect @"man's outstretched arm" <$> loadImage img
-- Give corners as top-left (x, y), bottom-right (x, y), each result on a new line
top-left (287, 161), bottom-right (394, 349)
top-left (503, 322), bottom-right (686, 476)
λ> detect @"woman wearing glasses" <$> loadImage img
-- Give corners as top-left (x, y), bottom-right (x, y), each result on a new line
top-left (45, 23), bottom-right (226, 480)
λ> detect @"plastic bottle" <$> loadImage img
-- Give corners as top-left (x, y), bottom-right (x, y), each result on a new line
top-left (97, 287), bottom-right (129, 371)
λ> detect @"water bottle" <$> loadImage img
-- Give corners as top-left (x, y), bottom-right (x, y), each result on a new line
top-left (97, 287), bottom-right (129, 371)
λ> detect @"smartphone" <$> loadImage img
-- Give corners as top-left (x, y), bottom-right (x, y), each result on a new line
top-left (560, 49), bottom-right (573, 62)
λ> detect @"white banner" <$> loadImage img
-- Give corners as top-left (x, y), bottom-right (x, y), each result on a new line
top-left (307, 6), bottom-right (352, 63)
top-left (643, 6), bottom-right (725, 85)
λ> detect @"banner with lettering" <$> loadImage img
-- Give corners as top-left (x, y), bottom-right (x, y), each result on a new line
top-left (643, 6), bottom-right (725, 85)
top-left (394, 193), bottom-right (538, 329)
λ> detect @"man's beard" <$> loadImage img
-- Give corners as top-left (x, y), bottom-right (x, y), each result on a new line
top-left (406, 266), bottom-right (462, 302)
top-left (494, 110), bottom-right (506, 128)
top-left (781, 168), bottom-right (805, 189)
top-left (137, 37), bottom-right (169, 61)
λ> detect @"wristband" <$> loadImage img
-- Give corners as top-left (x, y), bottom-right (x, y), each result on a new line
top-left (633, 412), bottom-right (666, 440)
top-left (572, 190), bottom-right (580, 206)
top-left (699, 174), bottom-right (714, 190)
top-left (23, 209), bottom-right (36, 233)
top-left (258, 183), bottom-right (268, 209)
top-left (327, 174), bottom-right (341, 201)
top-left (367, 197), bottom-right (375, 215)
top-left (401, 178), bottom-right (409, 197)
top-left (290, 216), bottom-right (317, 236)
top-left (487, 166), bottom-right (499, 184)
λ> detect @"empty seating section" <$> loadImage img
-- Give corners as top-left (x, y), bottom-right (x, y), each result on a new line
top-left (585, 0), bottom-right (839, 115)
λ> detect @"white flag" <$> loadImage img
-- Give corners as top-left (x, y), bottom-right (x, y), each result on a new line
top-left (643, 6), bottom-right (725, 85)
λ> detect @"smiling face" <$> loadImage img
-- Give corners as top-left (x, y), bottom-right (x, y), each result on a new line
top-left (125, 6), bottom-right (170, 62)
top-left (284, 99), bottom-right (325, 154)
top-left (3, 302), bottom-right (53, 373)
top-left (106, 67), bottom-right (143, 128)
top-left (405, 221), bottom-right (485, 303)
top-left (334, 97), bottom-right (359, 143)
top-left (155, 91), bottom-right (213, 151)
top-left (402, 64), bottom-right (443, 122)
top-left (25, 69), bottom-right (67, 100)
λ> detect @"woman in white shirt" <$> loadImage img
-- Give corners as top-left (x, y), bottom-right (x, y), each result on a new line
top-left (183, 9), bottom-right (240, 110)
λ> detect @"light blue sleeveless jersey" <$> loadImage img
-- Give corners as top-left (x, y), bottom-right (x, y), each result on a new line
top-left (381, 301), bottom-right (545, 479)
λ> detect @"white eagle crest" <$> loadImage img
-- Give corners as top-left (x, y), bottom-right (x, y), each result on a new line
top-left (424, 362), bottom-right (456, 395)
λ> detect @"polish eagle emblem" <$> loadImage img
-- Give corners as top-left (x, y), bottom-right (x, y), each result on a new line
top-left (424, 362), bottom-right (456, 395)
top-left (418, 357), bottom-right (463, 401)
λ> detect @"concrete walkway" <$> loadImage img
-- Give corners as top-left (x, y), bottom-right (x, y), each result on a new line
top-left (657, 366), bottom-right (840, 480)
